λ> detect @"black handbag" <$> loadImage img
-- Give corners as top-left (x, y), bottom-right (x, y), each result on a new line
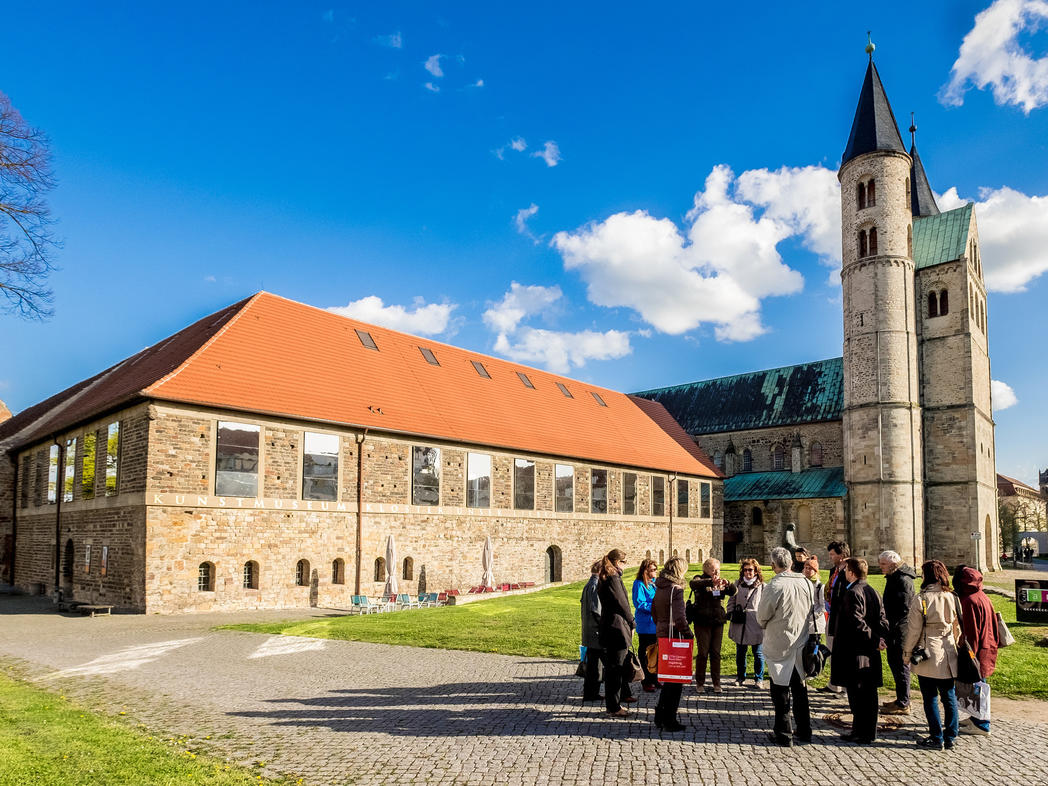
top-left (731, 606), bottom-right (746, 624)
top-left (801, 582), bottom-right (830, 678)
top-left (685, 588), bottom-right (697, 626)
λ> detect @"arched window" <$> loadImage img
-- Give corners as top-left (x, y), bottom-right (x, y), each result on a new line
top-left (905, 177), bottom-right (911, 207)
top-left (63, 539), bottom-right (75, 579)
top-left (858, 230), bottom-right (868, 258)
top-left (809, 441), bottom-right (823, 467)
top-left (659, 549), bottom-right (665, 564)
top-left (545, 545), bottom-right (562, 583)
top-left (857, 182), bottom-right (866, 210)
top-left (645, 549), bottom-right (652, 560)
top-left (373, 556), bottom-right (385, 583)
top-left (751, 507), bottom-right (764, 546)
top-left (868, 227), bottom-right (878, 256)
top-left (402, 556), bottom-right (413, 581)
top-left (686, 549), bottom-right (691, 563)
top-left (772, 444), bottom-right (785, 471)
top-left (907, 224), bottom-right (912, 256)
top-left (296, 558), bottom-right (310, 587)
top-left (939, 289), bottom-right (949, 316)
top-left (797, 505), bottom-right (812, 543)
top-left (243, 560), bottom-right (259, 589)
top-left (866, 179), bottom-right (876, 207)
top-left (742, 448), bottom-right (753, 473)
top-left (969, 284), bottom-right (974, 318)
top-left (198, 562), bottom-right (215, 592)
top-left (332, 558), bottom-right (345, 585)
top-left (928, 291), bottom-right (938, 318)
top-left (714, 450), bottom-right (724, 470)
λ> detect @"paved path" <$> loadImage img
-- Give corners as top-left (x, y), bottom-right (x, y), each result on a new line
top-left (2, 596), bottom-right (1047, 786)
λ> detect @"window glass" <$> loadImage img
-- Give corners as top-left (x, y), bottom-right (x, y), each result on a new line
top-left (19, 455), bottom-right (31, 508)
top-left (810, 442), bottom-right (824, 468)
top-left (198, 562), bottom-right (213, 592)
top-left (105, 422), bottom-right (120, 496)
top-left (517, 371), bottom-right (535, 389)
top-left (466, 452), bottom-right (491, 508)
top-left (555, 464), bottom-right (574, 513)
top-left (81, 432), bottom-right (96, 500)
top-left (215, 422), bottom-right (259, 497)
top-left (63, 438), bottom-right (76, 502)
top-left (591, 469), bottom-right (608, 514)
top-left (652, 476), bottom-right (665, 516)
top-left (471, 360), bottom-right (490, 379)
top-left (556, 382), bottom-right (573, 398)
top-left (513, 458), bottom-right (535, 509)
top-left (743, 449), bottom-right (753, 472)
top-left (700, 482), bottom-right (711, 518)
top-left (623, 472), bottom-right (637, 515)
top-left (677, 479), bottom-right (689, 518)
top-left (773, 444), bottom-right (785, 471)
top-left (412, 446), bottom-right (441, 505)
top-left (419, 346), bottom-right (439, 365)
top-left (47, 444), bottom-right (59, 504)
top-left (244, 561), bottom-right (258, 589)
top-left (303, 432), bottom-right (339, 501)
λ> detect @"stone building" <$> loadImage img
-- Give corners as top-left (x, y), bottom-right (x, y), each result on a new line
top-left (635, 53), bottom-right (1000, 572)
top-left (0, 293), bottom-right (720, 613)
top-left (998, 473), bottom-right (1046, 556)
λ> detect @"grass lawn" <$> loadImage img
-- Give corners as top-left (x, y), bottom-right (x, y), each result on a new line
top-left (0, 672), bottom-right (296, 786)
top-left (221, 564), bottom-right (1048, 700)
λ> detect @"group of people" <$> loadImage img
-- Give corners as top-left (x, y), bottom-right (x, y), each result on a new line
top-left (580, 541), bottom-right (1001, 749)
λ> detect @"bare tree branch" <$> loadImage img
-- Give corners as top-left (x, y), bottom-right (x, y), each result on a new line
top-left (0, 91), bottom-right (60, 319)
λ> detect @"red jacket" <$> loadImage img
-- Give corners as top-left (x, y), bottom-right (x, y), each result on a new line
top-left (955, 567), bottom-right (999, 678)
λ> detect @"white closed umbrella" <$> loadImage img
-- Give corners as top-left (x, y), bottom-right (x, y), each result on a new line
top-left (383, 535), bottom-right (398, 596)
top-left (481, 535), bottom-right (495, 589)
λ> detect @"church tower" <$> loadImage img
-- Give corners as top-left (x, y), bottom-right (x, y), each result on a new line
top-left (839, 44), bottom-right (924, 565)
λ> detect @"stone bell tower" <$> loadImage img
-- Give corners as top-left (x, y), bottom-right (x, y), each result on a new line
top-left (839, 41), bottom-right (924, 565)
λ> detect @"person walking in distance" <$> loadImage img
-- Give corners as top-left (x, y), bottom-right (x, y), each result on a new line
top-left (819, 541), bottom-right (850, 695)
top-left (652, 557), bottom-right (694, 732)
top-left (580, 560), bottom-right (604, 702)
top-left (757, 547), bottom-right (813, 747)
top-left (879, 550), bottom-right (916, 716)
top-left (689, 557), bottom-right (736, 693)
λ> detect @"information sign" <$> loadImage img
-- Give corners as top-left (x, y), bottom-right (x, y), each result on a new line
top-left (1016, 580), bottom-right (1048, 623)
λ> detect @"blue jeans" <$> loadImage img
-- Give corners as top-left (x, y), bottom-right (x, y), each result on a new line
top-left (736, 643), bottom-right (765, 681)
top-left (918, 675), bottom-right (958, 742)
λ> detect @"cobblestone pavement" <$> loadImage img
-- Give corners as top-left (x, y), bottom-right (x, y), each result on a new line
top-left (2, 596), bottom-right (1047, 786)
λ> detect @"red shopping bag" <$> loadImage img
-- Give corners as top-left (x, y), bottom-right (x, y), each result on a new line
top-left (656, 636), bottom-right (694, 683)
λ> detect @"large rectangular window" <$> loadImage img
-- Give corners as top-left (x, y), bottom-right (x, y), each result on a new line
top-left (215, 422), bottom-right (259, 497)
top-left (63, 437), bottom-right (76, 503)
top-left (105, 422), bottom-right (120, 496)
top-left (623, 472), bottom-right (637, 515)
top-left (411, 446), bottom-right (441, 505)
top-left (47, 444), bottom-right (59, 504)
top-left (652, 476), bottom-right (665, 516)
top-left (303, 432), bottom-right (339, 501)
top-left (700, 481), bottom-right (711, 518)
top-left (677, 479), bottom-right (689, 518)
top-left (513, 458), bottom-right (535, 509)
top-left (81, 432), bottom-right (96, 500)
top-left (555, 464), bottom-right (574, 513)
top-left (591, 469), bottom-right (608, 514)
top-left (466, 452), bottom-right (491, 508)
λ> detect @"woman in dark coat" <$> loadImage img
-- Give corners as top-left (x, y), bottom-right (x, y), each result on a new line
top-left (831, 557), bottom-right (889, 744)
top-left (653, 556), bottom-right (694, 731)
top-left (689, 557), bottom-right (736, 692)
top-left (597, 548), bottom-right (636, 717)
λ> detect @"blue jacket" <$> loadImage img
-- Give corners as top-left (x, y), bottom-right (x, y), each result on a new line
top-left (632, 579), bottom-right (656, 635)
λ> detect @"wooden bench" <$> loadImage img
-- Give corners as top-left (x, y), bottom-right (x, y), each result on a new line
top-left (77, 605), bottom-right (113, 617)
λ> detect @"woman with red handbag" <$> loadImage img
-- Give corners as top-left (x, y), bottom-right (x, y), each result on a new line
top-left (653, 556), bottom-right (693, 731)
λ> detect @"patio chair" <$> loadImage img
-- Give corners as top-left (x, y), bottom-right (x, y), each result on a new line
top-left (356, 596), bottom-right (382, 614)
top-left (397, 593), bottom-right (420, 609)
top-left (436, 592), bottom-right (449, 605)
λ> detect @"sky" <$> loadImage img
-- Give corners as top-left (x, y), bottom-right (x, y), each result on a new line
top-left (1, 1), bottom-right (1046, 487)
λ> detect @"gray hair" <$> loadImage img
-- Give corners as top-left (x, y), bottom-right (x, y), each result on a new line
top-left (878, 550), bottom-right (902, 566)
top-left (770, 547), bottom-right (791, 571)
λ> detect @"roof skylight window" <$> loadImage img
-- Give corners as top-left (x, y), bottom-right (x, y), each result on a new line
top-left (517, 372), bottom-right (535, 389)
top-left (419, 347), bottom-right (440, 366)
top-left (590, 392), bottom-right (608, 407)
top-left (556, 382), bottom-right (573, 398)
top-left (355, 329), bottom-right (378, 350)
top-left (471, 360), bottom-right (491, 379)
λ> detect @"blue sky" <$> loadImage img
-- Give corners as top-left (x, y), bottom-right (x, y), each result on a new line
top-left (2, 1), bottom-right (1046, 486)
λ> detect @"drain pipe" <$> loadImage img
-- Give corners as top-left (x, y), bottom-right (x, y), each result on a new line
top-left (354, 429), bottom-right (369, 595)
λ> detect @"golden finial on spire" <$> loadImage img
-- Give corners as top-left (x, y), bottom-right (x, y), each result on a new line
top-left (866, 31), bottom-right (876, 58)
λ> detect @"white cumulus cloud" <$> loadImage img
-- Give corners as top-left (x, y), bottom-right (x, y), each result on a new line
top-left (424, 54), bottom-right (444, 77)
top-left (514, 203), bottom-right (540, 242)
top-left (992, 379), bottom-right (1019, 409)
top-left (327, 296), bottom-right (456, 336)
top-left (423, 82), bottom-right (440, 93)
top-left (483, 282), bottom-right (561, 334)
top-left (532, 140), bottom-right (562, 167)
top-left (938, 185), bottom-right (1048, 291)
top-left (940, 0), bottom-right (1048, 113)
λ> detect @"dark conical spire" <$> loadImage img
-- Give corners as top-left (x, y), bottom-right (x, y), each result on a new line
top-left (841, 57), bottom-right (907, 169)
top-left (908, 118), bottom-right (940, 217)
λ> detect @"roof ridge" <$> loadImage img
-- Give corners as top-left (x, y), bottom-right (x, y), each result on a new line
top-left (634, 356), bottom-right (843, 394)
top-left (143, 292), bottom-right (263, 395)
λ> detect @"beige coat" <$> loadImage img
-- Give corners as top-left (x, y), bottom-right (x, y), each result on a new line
top-left (901, 585), bottom-right (959, 680)
top-left (756, 570), bottom-right (811, 686)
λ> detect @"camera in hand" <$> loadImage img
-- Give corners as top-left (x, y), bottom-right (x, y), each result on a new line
top-left (909, 647), bottom-right (930, 665)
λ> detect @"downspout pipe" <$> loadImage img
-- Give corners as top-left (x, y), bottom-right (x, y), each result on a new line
top-left (354, 429), bottom-right (368, 595)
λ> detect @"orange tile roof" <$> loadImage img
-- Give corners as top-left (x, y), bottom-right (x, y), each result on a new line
top-left (4, 292), bottom-right (717, 478)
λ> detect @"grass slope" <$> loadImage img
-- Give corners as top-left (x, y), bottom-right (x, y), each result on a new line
top-left (221, 564), bottom-right (1048, 699)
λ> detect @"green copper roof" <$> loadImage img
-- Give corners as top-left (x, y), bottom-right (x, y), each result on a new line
top-left (913, 203), bottom-right (972, 271)
top-left (725, 466), bottom-right (847, 502)
top-left (633, 357), bottom-right (843, 435)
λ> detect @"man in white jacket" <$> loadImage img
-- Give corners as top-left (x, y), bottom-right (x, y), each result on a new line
top-left (757, 546), bottom-right (814, 747)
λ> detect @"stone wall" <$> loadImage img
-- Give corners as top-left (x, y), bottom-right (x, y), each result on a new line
top-left (724, 497), bottom-right (845, 564)
top-left (697, 420), bottom-right (843, 475)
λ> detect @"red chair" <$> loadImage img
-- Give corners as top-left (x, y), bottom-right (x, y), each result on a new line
top-left (437, 592), bottom-right (448, 605)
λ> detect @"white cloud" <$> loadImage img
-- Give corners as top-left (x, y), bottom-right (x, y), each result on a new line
top-left (992, 379), bottom-right (1019, 409)
top-left (938, 184), bottom-right (1048, 291)
top-left (510, 137), bottom-right (527, 152)
top-left (424, 82), bottom-right (440, 93)
top-left (940, 0), bottom-right (1048, 113)
top-left (471, 79), bottom-right (485, 88)
top-left (424, 54), bottom-right (444, 77)
top-left (327, 296), bottom-right (456, 335)
top-left (532, 140), bottom-right (561, 167)
top-left (374, 31), bottom-right (402, 49)
top-left (493, 327), bottom-right (631, 374)
top-left (483, 282), bottom-right (561, 334)
top-left (514, 203), bottom-right (540, 243)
